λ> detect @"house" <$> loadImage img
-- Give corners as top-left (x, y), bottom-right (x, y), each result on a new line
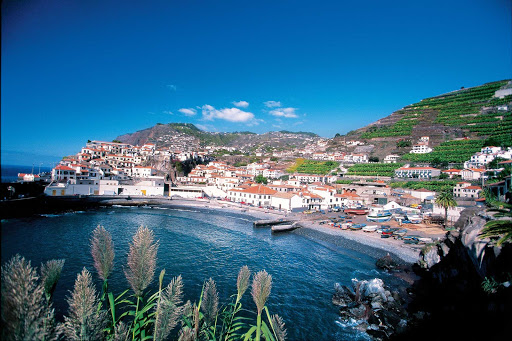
top-left (409, 188), bottom-right (436, 202)
top-left (227, 185), bottom-right (277, 207)
top-left (52, 165), bottom-right (77, 182)
top-left (270, 192), bottom-right (303, 212)
top-left (411, 144), bottom-right (432, 154)
top-left (394, 166), bottom-right (441, 179)
top-left (442, 169), bottom-right (461, 179)
top-left (383, 154), bottom-right (400, 163)
top-left (17, 173), bottom-right (41, 182)
top-left (460, 168), bottom-right (485, 181)
top-left (453, 183), bottom-right (482, 199)
top-left (132, 166), bottom-right (157, 178)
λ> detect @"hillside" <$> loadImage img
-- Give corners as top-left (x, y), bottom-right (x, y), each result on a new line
top-left (332, 79), bottom-right (512, 160)
top-left (116, 123), bottom-right (322, 153)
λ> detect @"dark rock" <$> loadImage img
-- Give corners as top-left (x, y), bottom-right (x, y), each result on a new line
top-left (376, 253), bottom-right (399, 271)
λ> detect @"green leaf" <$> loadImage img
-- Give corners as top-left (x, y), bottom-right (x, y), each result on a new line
top-left (243, 326), bottom-right (257, 341)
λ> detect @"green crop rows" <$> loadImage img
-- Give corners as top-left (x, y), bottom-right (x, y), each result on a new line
top-left (346, 163), bottom-right (405, 177)
top-left (401, 139), bottom-right (484, 163)
top-left (288, 159), bottom-right (340, 175)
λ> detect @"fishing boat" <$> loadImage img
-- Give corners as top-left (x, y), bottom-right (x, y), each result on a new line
top-left (366, 207), bottom-right (392, 222)
top-left (362, 225), bottom-right (378, 232)
top-left (271, 222), bottom-right (300, 233)
top-left (392, 228), bottom-right (408, 237)
top-left (406, 214), bottom-right (422, 224)
top-left (344, 208), bottom-right (369, 215)
top-left (350, 223), bottom-right (366, 230)
top-left (341, 223), bottom-right (352, 230)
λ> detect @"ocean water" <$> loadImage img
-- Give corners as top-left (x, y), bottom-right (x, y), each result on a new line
top-left (1, 164), bottom-right (52, 183)
top-left (1, 206), bottom-right (404, 340)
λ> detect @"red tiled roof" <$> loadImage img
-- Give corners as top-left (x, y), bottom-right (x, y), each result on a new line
top-left (240, 185), bottom-right (277, 195)
top-left (54, 165), bottom-right (75, 171)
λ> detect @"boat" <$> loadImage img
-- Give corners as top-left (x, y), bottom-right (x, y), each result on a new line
top-left (350, 223), bottom-right (366, 230)
top-left (392, 228), bottom-right (408, 237)
top-left (366, 214), bottom-right (392, 222)
top-left (366, 208), bottom-right (393, 222)
top-left (271, 222), bottom-right (300, 233)
top-left (362, 225), bottom-right (378, 232)
top-left (341, 223), bottom-right (352, 230)
top-left (380, 234), bottom-right (391, 238)
top-left (344, 208), bottom-right (369, 215)
top-left (406, 215), bottom-right (422, 224)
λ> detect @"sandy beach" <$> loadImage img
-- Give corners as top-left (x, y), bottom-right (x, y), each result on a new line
top-left (165, 198), bottom-right (446, 264)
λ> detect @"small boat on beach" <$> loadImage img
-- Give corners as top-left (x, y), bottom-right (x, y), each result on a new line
top-left (350, 223), bottom-right (366, 230)
top-left (271, 222), bottom-right (300, 233)
top-left (344, 208), bottom-right (369, 215)
top-left (362, 225), bottom-right (378, 232)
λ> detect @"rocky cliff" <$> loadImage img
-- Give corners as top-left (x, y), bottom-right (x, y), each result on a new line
top-left (394, 207), bottom-right (512, 340)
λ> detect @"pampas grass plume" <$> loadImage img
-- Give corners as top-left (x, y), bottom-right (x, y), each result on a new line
top-left (251, 270), bottom-right (272, 315)
top-left (236, 265), bottom-right (250, 301)
top-left (1, 255), bottom-right (55, 340)
top-left (40, 259), bottom-right (65, 301)
top-left (90, 225), bottom-right (114, 281)
top-left (59, 268), bottom-right (106, 340)
top-left (124, 226), bottom-right (159, 297)
top-left (154, 275), bottom-right (184, 341)
top-left (201, 278), bottom-right (219, 326)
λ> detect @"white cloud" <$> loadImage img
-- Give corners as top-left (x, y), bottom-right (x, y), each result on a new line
top-left (178, 108), bottom-right (197, 116)
top-left (166, 84), bottom-right (177, 91)
top-left (201, 104), bottom-right (255, 123)
top-left (264, 100), bottom-right (282, 108)
top-left (232, 100), bottom-right (249, 108)
top-left (269, 107), bottom-right (298, 118)
top-left (162, 110), bottom-right (173, 115)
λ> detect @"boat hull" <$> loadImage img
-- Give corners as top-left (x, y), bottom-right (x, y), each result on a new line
top-left (366, 215), bottom-right (392, 222)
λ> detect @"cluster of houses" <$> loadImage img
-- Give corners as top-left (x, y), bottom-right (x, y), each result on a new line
top-left (393, 145), bottom-right (512, 181)
top-left (44, 140), bottom-right (172, 196)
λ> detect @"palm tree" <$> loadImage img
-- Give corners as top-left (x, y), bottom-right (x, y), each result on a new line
top-left (435, 190), bottom-right (457, 228)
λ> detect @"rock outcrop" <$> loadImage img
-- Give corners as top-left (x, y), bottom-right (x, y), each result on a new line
top-left (333, 279), bottom-right (408, 340)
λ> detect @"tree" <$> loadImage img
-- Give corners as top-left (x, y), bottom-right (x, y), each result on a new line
top-left (435, 191), bottom-right (457, 228)
top-left (254, 174), bottom-right (268, 184)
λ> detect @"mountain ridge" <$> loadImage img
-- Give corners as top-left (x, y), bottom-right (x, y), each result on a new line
top-left (116, 79), bottom-right (511, 160)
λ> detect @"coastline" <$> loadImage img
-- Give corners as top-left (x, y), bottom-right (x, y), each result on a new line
top-left (1, 194), bottom-right (424, 264)
top-left (167, 198), bottom-right (423, 264)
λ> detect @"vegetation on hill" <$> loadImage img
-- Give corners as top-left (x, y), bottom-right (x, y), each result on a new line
top-left (357, 80), bottom-right (511, 151)
top-left (389, 180), bottom-right (459, 192)
top-left (360, 112), bottom-right (419, 139)
top-left (401, 139), bottom-right (484, 164)
top-left (286, 159), bottom-right (339, 175)
top-left (345, 163), bottom-right (404, 177)
top-left (279, 130), bottom-right (318, 137)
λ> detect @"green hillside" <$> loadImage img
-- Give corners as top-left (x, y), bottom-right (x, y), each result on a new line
top-left (360, 80), bottom-right (511, 145)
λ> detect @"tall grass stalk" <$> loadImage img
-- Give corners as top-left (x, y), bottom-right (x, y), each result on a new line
top-left (60, 268), bottom-right (106, 340)
top-left (1, 255), bottom-right (57, 341)
top-left (251, 270), bottom-right (272, 341)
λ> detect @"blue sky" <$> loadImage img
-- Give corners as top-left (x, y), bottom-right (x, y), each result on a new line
top-left (2, 0), bottom-right (511, 165)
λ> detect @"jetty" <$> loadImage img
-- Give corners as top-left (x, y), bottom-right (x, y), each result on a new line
top-left (253, 218), bottom-right (295, 227)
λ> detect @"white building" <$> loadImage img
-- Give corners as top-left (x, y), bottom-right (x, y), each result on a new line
top-left (394, 166), bottom-right (441, 179)
top-left (411, 144), bottom-right (433, 154)
top-left (132, 166), bottom-right (157, 178)
top-left (227, 185), bottom-right (277, 207)
top-left (383, 154), bottom-right (400, 163)
top-left (270, 192), bottom-right (303, 211)
top-left (453, 182), bottom-right (482, 199)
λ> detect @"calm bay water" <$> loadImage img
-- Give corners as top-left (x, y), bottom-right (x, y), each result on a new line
top-left (1, 206), bottom-right (404, 340)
